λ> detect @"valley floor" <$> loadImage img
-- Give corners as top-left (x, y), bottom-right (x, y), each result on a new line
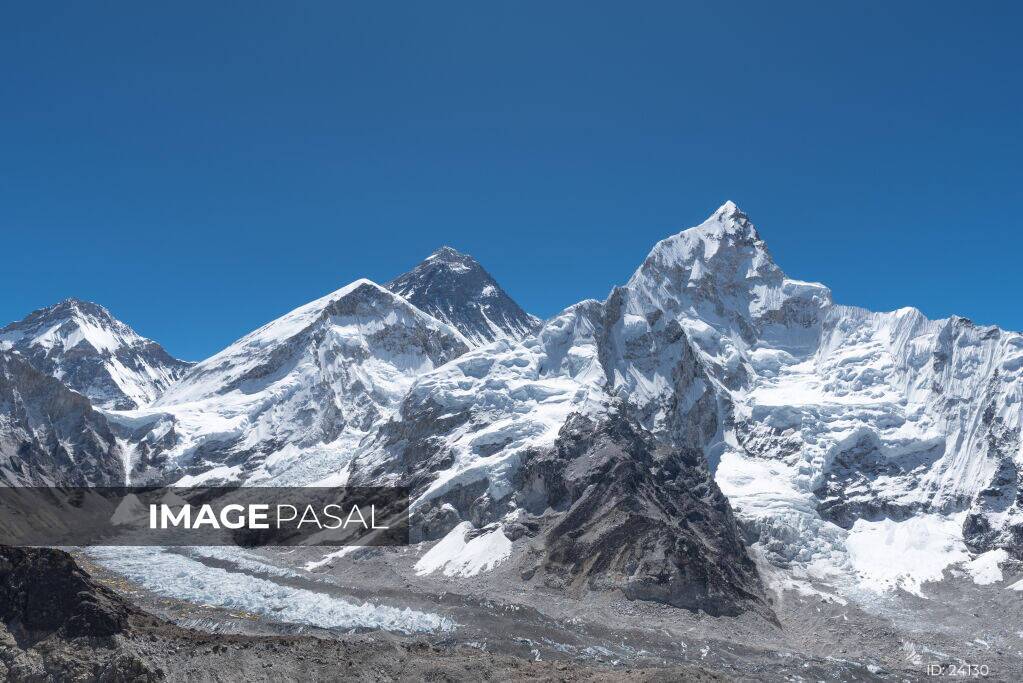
top-left (70, 544), bottom-right (1023, 682)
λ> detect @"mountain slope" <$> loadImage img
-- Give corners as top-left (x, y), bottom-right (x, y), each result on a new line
top-left (0, 349), bottom-right (125, 486)
top-left (0, 299), bottom-right (192, 410)
top-left (349, 201), bottom-right (1022, 605)
top-left (122, 279), bottom-right (469, 485)
top-left (387, 246), bottom-right (541, 346)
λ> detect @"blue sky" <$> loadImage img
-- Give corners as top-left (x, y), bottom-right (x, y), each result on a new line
top-left (2, 2), bottom-right (1020, 360)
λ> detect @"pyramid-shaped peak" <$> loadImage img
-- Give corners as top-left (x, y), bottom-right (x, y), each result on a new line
top-left (0, 297), bottom-right (191, 409)
top-left (622, 202), bottom-right (832, 332)
top-left (56, 296), bottom-right (94, 309)
top-left (387, 247), bottom-right (540, 346)
top-left (639, 202), bottom-right (767, 269)
top-left (3, 298), bottom-right (131, 342)
top-left (712, 199), bottom-right (743, 219)
top-left (428, 245), bottom-right (464, 258)
top-left (626, 202), bottom-right (784, 296)
top-left (716, 198), bottom-right (748, 219)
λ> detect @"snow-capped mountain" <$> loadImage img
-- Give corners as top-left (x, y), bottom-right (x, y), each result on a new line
top-left (9, 202), bottom-right (1020, 613)
top-left (119, 279), bottom-right (469, 485)
top-left (332, 210), bottom-right (784, 614)
top-left (600, 202), bottom-right (1022, 593)
top-left (0, 299), bottom-right (192, 410)
top-left (345, 201), bottom-right (1021, 604)
top-left (0, 349), bottom-right (125, 486)
top-left (387, 246), bottom-right (541, 346)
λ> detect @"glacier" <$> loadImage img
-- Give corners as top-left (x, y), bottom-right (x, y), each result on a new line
top-left (87, 546), bottom-right (453, 633)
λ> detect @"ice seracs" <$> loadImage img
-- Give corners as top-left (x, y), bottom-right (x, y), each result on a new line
top-left (0, 298), bottom-right (191, 410)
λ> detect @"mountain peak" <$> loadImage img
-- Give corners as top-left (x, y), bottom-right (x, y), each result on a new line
top-left (622, 203), bottom-right (831, 330)
top-left (0, 299), bottom-right (191, 410)
top-left (712, 199), bottom-right (742, 218)
top-left (426, 245), bottom-right (471, 262)
top-left (634, 202), bottom-right (771, 279)
top-left (707, 200), bottom-right (759, 239)
top-left (20, 297), bottom-right (114, 326)
top-left (387, 248), bottom-right (541, 346)
top-left (418, 246), bottom-right (482, 277)
top-left (154, 277), bottom-right (468, 413)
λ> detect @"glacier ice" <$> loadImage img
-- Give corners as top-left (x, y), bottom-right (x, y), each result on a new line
top-left (88, 546), bottom-right (453, 633)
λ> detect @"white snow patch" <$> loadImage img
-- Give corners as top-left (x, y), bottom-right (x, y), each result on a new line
top-left (414, 522), bottom-right (512, 578)
top-left (303, 546), bottom-right (362, 571)
top-left (173, 465), bottom-right (243, 487)
top-left (846, 514), bottom-right (968, 597)
top-left (962, 549), bottom-right (1008, 586)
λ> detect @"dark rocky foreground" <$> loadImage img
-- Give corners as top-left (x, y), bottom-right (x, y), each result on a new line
top-left (0, 546), bottom-right (728, 682)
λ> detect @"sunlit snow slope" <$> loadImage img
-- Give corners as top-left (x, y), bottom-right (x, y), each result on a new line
top-left (116, 280), bottom-right (468, 485)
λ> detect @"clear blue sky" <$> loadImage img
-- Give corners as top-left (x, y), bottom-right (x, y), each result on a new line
top-left (3, 2), bottom-right (1020, 360)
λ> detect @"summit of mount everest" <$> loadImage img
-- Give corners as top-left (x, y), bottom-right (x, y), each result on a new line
top-left (387, 246), bottom-right (542, 346)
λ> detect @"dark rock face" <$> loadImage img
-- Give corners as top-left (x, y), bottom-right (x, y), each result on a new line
top-left (813, 431), bottom-right (944, 529)
top-left (963, 413), bottom-right (1023, 557)
top-left (387, 247), bottom-right (541, 346)
top-left (0, 546), bottom-right (130, 644)
top-left (0, 350), bottom-right (125, 486)
top-left (515, 412), bottom-right (768, 617)
top-left (0, 299), bottom-right (192, 410)
top-left (0, 545), bottom-right (168, 681)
